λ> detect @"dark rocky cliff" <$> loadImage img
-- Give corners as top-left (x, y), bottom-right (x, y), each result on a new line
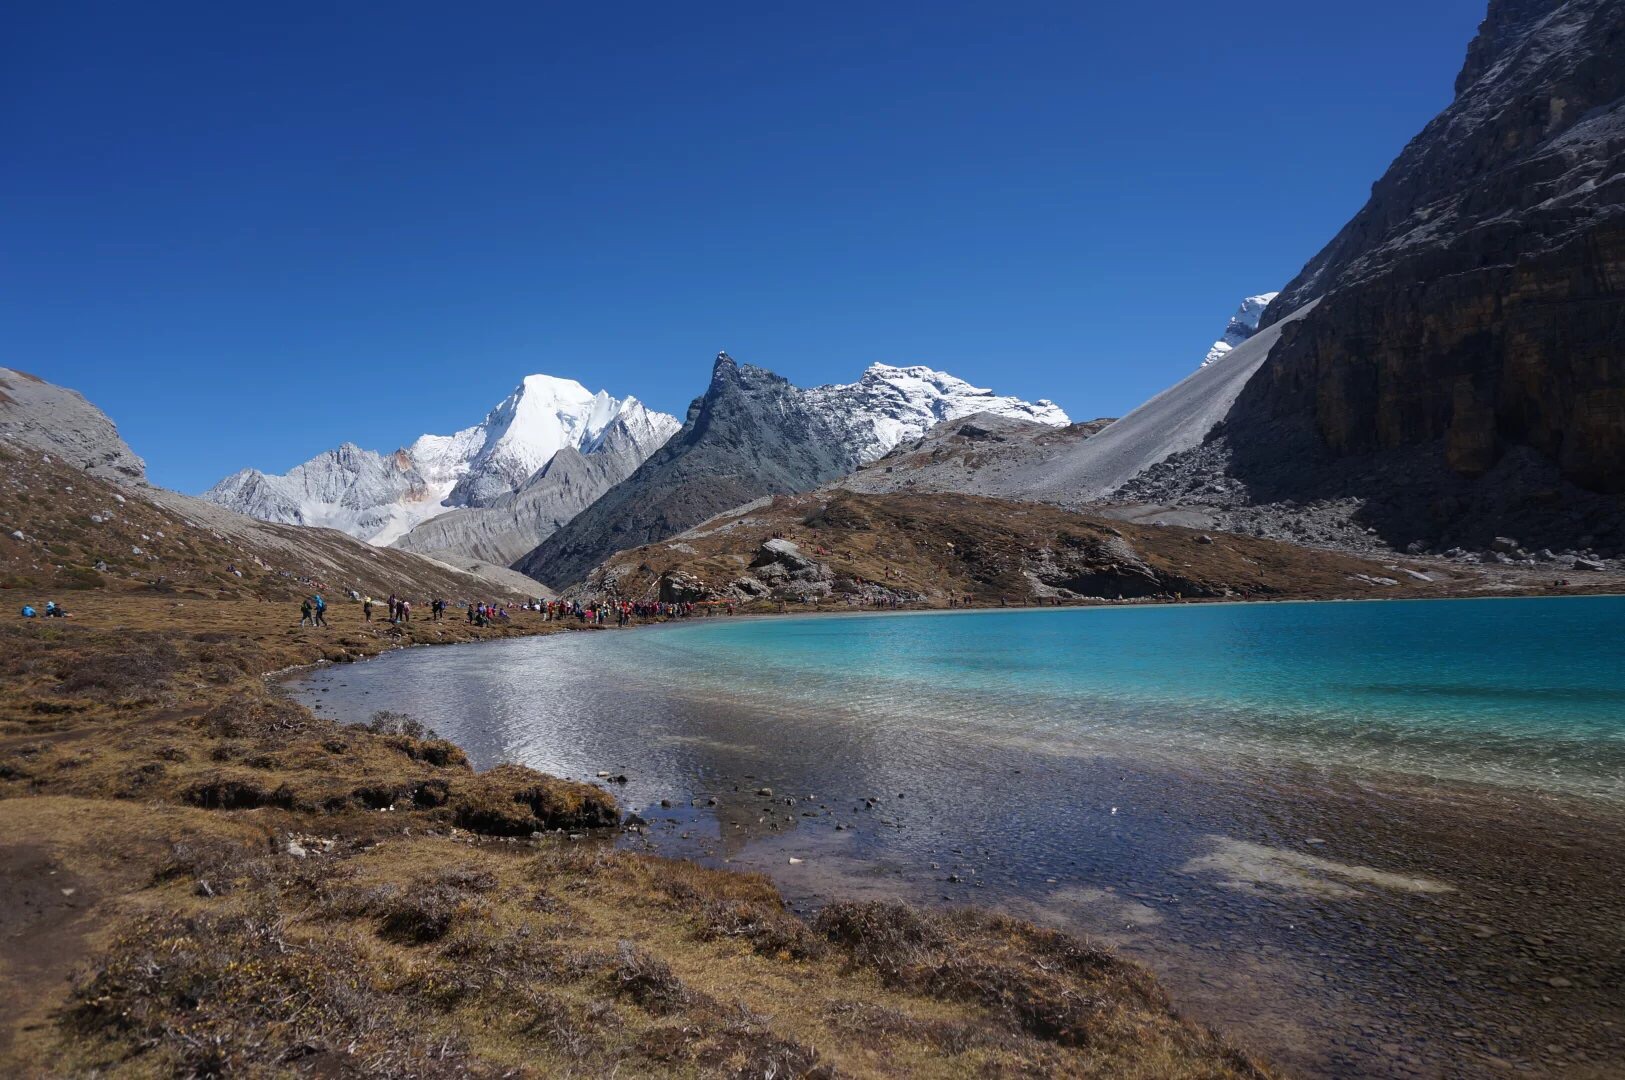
top-left (514, 353), bottom-right (870, 588)
top-left (1225, 0), bottom-right (1624, 549)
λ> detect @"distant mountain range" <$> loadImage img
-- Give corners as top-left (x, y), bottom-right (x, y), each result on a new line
top-left (203, 357), bottom-right (1071, 577)
top-left (514, 355), bottom-right (1072, 587)
top-left (202, 377), bottom-right (681, 546)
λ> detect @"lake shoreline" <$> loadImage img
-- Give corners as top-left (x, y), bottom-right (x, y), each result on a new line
top-left (293, 597), bottom-right (1625, 1077)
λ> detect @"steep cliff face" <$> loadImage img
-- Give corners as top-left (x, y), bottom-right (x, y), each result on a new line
top-left (1236, 0), bottom-right (1625, 523)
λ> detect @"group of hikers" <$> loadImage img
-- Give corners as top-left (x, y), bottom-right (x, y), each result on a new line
top-left (17, 600), bottom-right (70, 619)
top-left (293, 590), bottom-right (739, 630)
top-left (298, 591), bottom-right (533, 628)
top-left (538, 598), bottom-right (717, 625)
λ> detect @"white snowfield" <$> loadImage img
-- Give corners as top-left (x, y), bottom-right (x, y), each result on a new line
top-left (1021, 300), bottom-right (1319, 503)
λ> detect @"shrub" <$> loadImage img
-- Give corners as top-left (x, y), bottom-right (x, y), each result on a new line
top-left (613, 942), bottom-right (688, 1013)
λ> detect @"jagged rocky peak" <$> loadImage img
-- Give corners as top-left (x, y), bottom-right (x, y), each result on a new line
top-left (1456, 0), bottom-right (1559, 94)
top-left (0, 366), bottom-right (147, 483)
top-left (203, 373), bottom-right (680, 545)
top-left (1201, 293), bottom-right (1279, 368)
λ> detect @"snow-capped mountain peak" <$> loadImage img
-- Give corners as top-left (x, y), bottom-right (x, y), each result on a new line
top-left (806, 363), bottom-right (1069, 464)
top-left (204, 375), bottom-right (679, 544)
top-left (1201, 293), bottom-right (1280, 368)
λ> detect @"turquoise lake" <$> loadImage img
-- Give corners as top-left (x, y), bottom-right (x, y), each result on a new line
top-left (294, 596), bottom-right (1625, 1077)
top-left (532, 595), bottom-right (1625, 798)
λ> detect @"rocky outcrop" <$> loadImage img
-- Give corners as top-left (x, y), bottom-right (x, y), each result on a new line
top-left (834, 411), bottom-right (1112, 500)
top-left (0, 367), bottom-right (147, 483)
top-left (1224, 0), bottom-right (1625, 547)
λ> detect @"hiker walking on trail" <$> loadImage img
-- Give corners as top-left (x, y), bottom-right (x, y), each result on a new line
top-left (312, 593), bottom-right (328, 627)
top-left (300, 597), bottom-right (314, 626)
top-left (363, 595), bottom-right (374, 622)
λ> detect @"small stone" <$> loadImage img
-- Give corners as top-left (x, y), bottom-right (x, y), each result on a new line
top-left (757, 787), bottom-right (773, 797)
top-left (1547, 977), bottom-right (1573, 988)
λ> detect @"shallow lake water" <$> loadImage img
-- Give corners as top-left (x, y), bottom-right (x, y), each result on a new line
top-left (292, 598), bottom-right (1625, 1078)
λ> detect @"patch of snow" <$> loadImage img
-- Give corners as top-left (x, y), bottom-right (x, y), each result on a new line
top-left (1201, 293), bottom-right (1279, 368)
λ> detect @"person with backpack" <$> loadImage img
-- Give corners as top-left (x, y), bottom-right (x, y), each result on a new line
top-left (363, 595), bottom-right (374, 622)
top-left (300, 597), bottom-right (313, 626)
top-left (312, 593), bottom-right (328, 627)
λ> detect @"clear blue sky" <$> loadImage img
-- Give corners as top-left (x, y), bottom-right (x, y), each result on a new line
top-left (3, 1), bottom-right (1488, 492)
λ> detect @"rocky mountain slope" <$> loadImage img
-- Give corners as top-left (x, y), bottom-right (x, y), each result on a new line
top-left (994, 303), bottom-right (1321, 505)
top-left (0, 367), bottom-right (148, 483)
top-left (517, 353), bottom-right (1070, 587)
top-left (1201, 294), bottom-right (1279, 368)
top-left (0, 372), bottom-right (543, 600)
top-left (1196, 0), bottom-right (1625, 553)
top-left (0, 442), bottom-right (540, 601)
top-left (834, 412), bottom-right (1114, 498)
top-left (569, 489), bottom-right (1474, 606)
top-left (204, 376), bottom-right (679, 546)
top-left (390, 444), bottom-right (643, 567)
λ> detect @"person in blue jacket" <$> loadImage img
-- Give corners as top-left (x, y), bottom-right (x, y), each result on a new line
top-left (312, 593), bottom-right (328, 627)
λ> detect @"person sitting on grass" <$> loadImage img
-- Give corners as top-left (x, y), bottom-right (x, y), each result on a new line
top-left (20, 604), bottom-right (36, 618)
top-left (45, 600), bottom-right (69, 617)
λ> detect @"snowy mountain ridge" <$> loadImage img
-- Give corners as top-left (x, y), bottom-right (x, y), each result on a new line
top-left (1201, 293), bottom-right (1279, 368)
top-left (808, 362), bottom-right (1069, 463)
top-left (203, 376), bottom-right (680, 545)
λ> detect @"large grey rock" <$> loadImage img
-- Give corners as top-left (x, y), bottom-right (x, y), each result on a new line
top-left (0, 367), bottom-right (146, 483)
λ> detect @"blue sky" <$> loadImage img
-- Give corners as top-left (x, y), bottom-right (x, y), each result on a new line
top-left (3, 1), bottom-right (1488, 492)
